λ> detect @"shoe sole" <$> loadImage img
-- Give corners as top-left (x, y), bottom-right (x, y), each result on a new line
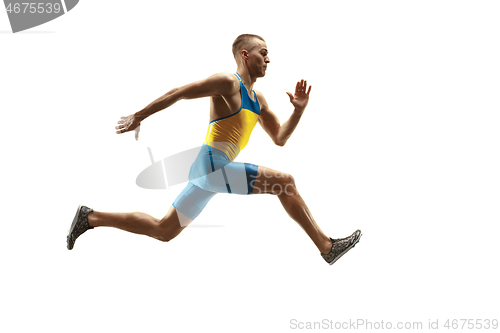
top-left (67, 205), bottom-right (83, 250)
top-left (327, 232), bottom-right (362, 266)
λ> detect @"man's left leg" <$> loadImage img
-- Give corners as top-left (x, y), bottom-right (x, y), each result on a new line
top-left (67, 205), bottom-right (189, 250)
top-left (67, 183), bottom-right (216, 249)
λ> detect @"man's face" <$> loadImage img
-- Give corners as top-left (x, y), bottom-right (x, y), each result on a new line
top-left (246, 40), bottom-right (270, 77)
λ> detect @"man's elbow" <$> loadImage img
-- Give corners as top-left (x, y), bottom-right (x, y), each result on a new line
top-left (274, 139), bottom-right (286, 147)
top-left (163, 87), bottom-right (181, 100)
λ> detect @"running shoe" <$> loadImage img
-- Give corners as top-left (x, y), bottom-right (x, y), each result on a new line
top-left (321, 229), bottom-right (362, 265)
top-left (67, 205), bottom-right (94, 250)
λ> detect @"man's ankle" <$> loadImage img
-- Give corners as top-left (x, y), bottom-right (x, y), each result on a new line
top-left (320, 238), bottom-right (333, 254)
top-left (87, 211), bottom-right (97, 227)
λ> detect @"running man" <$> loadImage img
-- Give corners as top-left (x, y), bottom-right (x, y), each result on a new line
top-left (67, 34), bottom-right (361, 265)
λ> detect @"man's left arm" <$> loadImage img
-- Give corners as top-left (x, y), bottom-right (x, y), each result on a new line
top-left (256, 80), bottom-right (312, 147)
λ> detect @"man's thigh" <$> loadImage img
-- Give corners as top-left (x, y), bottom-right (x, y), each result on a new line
top-left (172, 182), bottom-right (217, 226)
top-left (251, 166), bottom-right (295, 195)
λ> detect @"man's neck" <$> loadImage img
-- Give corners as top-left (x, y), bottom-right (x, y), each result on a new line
top-left (236, 67), bottom-right (257, 91)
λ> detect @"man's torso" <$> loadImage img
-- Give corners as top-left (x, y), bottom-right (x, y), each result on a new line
top-left (204, 73), bottom-right (261, 160)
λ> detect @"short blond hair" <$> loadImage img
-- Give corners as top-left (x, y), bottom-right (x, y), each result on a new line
top-left (232, 34), bottom-right (265, 59)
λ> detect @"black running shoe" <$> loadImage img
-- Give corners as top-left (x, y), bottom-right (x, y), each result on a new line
top-left (321, 229), bottom-right (362, 265)
top-left (67, 205), bottom-right (94, 250)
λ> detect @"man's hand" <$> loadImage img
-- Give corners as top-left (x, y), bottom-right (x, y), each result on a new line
top-left (116, 114), bottom-right (141, 140)
top-left (286, 80), bottom-right (312, 112)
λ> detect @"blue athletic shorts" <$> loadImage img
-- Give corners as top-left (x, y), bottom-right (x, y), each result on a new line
top-left (173, 144), bottom-right (259, 221)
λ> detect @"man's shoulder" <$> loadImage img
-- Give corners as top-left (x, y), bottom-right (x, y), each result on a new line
top-left (207, 72), bottom-right (239, 95)
top-left (210, 72), bottom-right (238, 84)
top-left (253, 90), bottom-right (268, 107)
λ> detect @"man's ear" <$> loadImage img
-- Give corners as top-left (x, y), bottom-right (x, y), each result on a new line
top-left (241, 50), bottom-right (249, 61)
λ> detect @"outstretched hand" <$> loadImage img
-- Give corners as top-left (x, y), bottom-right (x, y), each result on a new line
top-left (116, 114), bottom-right (141, 140)
top-left (286, 80), bottom-right (311, 112)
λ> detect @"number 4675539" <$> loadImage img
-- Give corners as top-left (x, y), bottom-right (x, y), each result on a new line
top-left (6, 2), bottom-right (62, 14)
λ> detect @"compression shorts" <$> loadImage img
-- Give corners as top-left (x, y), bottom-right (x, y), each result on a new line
top-left (172, 144), bottom-right (259, 223)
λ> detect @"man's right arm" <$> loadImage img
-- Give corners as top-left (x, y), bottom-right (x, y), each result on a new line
top-left (134, 73), bottom-right (238, 121)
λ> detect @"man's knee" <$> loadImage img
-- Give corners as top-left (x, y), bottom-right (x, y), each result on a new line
top-left (272, 172), bottom-right (297, 196)
top-left (156, 213), bottom-right (185, 242)
top-left (157, 226), bottom-right (179, 242)
top-left (158, 234), bottom-right (173, 242)
top-left (282, 173), bottom-right (295, 186)
top-left (283, 173), bottom-right (298, 195)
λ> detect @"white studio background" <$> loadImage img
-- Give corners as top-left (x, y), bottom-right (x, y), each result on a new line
top-left (1, 1), bottom-right (499, 332)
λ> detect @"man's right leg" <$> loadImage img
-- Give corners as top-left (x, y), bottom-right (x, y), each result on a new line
top-left (88, 205), bottom-right (188, 242)
top-left (250, 166), bottom-right (334, 254)
top-left (250, 165), bottom-right (362, 264)
top-left (249, 165), bottom-right (361, 264)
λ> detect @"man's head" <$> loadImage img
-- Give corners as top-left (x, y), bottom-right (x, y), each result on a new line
top-left (232, 34), bottom-right (270, 77)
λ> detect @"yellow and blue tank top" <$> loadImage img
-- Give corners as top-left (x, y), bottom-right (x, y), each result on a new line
top-left (203, 73), bottom-right (261, 161)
